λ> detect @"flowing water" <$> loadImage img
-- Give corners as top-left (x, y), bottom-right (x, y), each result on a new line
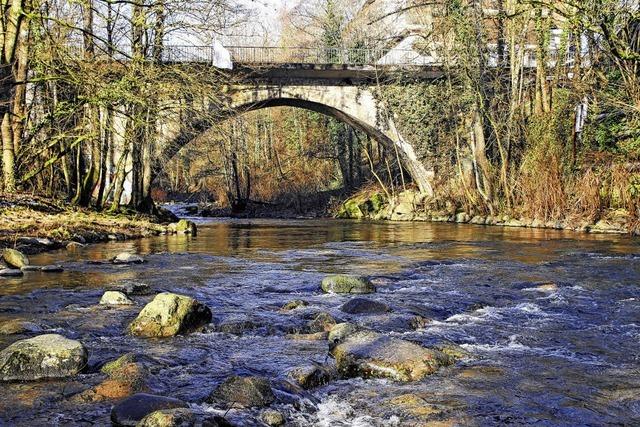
top-left (1, 218), bottom-right (640, 426)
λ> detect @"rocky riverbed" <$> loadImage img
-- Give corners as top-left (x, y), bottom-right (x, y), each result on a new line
top-left (0, 218), bottom-right (639, 426)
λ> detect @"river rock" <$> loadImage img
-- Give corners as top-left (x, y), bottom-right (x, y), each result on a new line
top-left (128, 293), bottom-right (212, 337)
top-left (280, 299), bottom-right (308, 311)
top-left (328, 323), bottom-right (359, 349)
top-left (110, 393), bottom-right (189, 426)
top-left (100, 291), bottom-right (135, 306)
top-left (340, 298), bottom-right (390, 315)
top-left (287, 331), bottom-right (328, 341)
top-left (287, 364), bottom-right (333, 389)
top-left (137, 408), bottom-right (195, 427)
top-left (113, 252), bottom-right (145, 265)
top-left (306, 312), bottom-right (337, 333)
top-left (113, 281), bottom-right (152, 296)
top-left (216, 319), bottom-right (259, 335)
top-left (2, 248), bottom-right (29, 268)
top-left (0, 334), bottom-right (88, 381)
top-left (0, 268), bottom-right (23, 277)
top-left (534, 282), bottom-right (559, 293)
top-left (261, 409), bottom-right (285, 426)
top-left (20, 265), bottom-right (41, 271)
top-left (176, 219), bottom-right (197, 236)
top-left (207, 375), bottom-right (275, 408)
top-left (330, 331), bottom-right (451, 382)
top-left (320, 275), bottom-right (375, 294)
top-left (66, 241), bottom-right (86, 250)
top-left (41, 265), bottom-right (64, 273)
top-left (76, 354), bottom-right (147, 402)
top-left (0, 319), bottom-right (42, 335)
top-left (455, 212), bottom-right (470, 223)
top-left (17, 237), bottom-right (55, 248)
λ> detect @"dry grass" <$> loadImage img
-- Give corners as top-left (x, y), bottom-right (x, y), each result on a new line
top-left (0, 194), bottom-right (164, 249)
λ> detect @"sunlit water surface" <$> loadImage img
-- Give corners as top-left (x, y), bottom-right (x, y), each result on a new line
top-left (1, 219), bottom-right (640, 426)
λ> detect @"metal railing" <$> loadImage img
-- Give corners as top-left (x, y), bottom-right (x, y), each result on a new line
top-left (163, 45), bottom-right (436, 67)
top-left (64, 44), bottom-right (587, 69)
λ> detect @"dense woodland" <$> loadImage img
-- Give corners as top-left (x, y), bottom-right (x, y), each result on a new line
top-left (0, 0), bottom-right (639, 224)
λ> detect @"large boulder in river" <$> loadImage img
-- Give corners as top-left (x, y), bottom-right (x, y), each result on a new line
top-left (340, 298), bottom-right (390, 315)
top-left (207, 375), bottom-right (275, 408)
top-left (0, 334), bottom-right (87, 381)
top-left (330, 331), bottom-right (451, 382)
top-left (320, 275), bottom-right (375, 294)
top-left (2, 248), bottom-right (29, 269)
top-left (110, 393), bottom-right (189, 426)
top-left (128, 293), bottom-right (212, 337)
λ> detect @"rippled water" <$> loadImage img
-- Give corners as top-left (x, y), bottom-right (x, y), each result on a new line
top-left (1, 219), bottom-right (640, 426)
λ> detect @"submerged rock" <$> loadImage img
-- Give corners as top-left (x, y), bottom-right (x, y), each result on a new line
top-left (216, 319), bottom-right (259, 335)
top-left (2, 248), bottom-right (29, 269)
top-left (286, 331), bottom-right (328, 341)
top-left (534, 282), bottom-right (559, 293)
top-left (280, 299), bottom-right (309, 311)
top-left (112, 281), bottom-right (151, 296)
top-left (261, 409), bottom-right (285, 426)
top-left (110, 393), bottom-right (188, 426)
top-left (340, 298), bottom-right (390, 315)
top-left (0, 268), bottom-right (23, 277)
top-left (408, 315), bottom-right (431, 330)
top-left (306, 312), bottom-right (337, 333)
top-left (128, 293), bottom-right (212, 337)
top-left (0, 319), bottom-right (41, 335)
top-left (41, 265), bottom-right (64, 273)
top-left (100, 291), bottom-right (135, 306)
top-left (320, 275), bottom-right (375, 294)
top-left (66, 241), bottom-right (86, 250)
top-left (113, 252), bottom-right (145, 265)
top-left (330, 331), bottom-right (451, 382)
top-left (207, 375), bottom-right (275, 408)
top-left (0, 334), bottom-right (87, 381)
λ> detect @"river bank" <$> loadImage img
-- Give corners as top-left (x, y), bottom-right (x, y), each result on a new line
top-left (335, 188), bottom-right (639, 236)
top-left (0, 194), bottom-right (180, 255)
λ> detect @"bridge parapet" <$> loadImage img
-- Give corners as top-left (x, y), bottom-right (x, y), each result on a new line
top-left (162, 45), bottom-right (434, 67)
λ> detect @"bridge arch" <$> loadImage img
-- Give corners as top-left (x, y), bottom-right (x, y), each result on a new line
top-left (155, 84), bottom-right (434, 195)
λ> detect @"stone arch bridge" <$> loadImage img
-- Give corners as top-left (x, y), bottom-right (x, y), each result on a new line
top-left (153, 46), bottom-right (449, 195)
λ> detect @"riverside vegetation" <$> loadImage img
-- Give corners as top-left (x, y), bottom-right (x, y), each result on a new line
top-left (1, 1), bottom-right (640, 426)
top-left (0, 1), bottom-right (637, 228)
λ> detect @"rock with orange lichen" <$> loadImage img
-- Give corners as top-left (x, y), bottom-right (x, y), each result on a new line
top-left (74, 354), bottom-right (147, 402)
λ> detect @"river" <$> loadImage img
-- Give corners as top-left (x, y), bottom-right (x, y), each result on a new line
top-left (1, 218), bottom-right (639, 426)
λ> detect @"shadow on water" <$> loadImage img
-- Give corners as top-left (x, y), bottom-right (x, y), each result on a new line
top-left (1, 219), bottom-right (640, 425)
